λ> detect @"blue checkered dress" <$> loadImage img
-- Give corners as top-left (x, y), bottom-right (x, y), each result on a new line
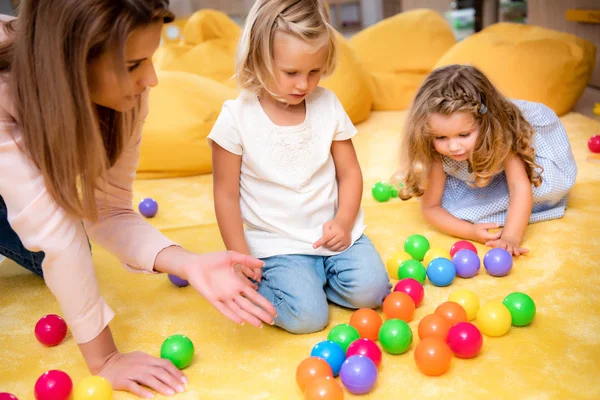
top-left (440, 100), bottom-right (577, 225)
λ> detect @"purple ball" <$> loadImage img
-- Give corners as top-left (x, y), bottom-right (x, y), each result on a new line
top-left (483, 248), bottom-right (513, 277)
top-left (452, 249), bottom-right (481, 278)
top-left (168, 274), bottom-right (189, 287)
top-left (138, 198), bottom-right (158, 218)
top-left (339, 355), bottom-right (378, 395)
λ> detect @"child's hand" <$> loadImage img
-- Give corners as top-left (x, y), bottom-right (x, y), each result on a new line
top-left (470, 223), bottom-right (502, 243)
top-left (313, 219), bottom-right (352, 252)
top-left (233, 263), bottom-right (261, 289)
top-left (486, 237), bottom-right (529, 256)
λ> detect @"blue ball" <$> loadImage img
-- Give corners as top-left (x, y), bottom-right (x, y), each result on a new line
top-left (310, 340), bottom-right (346, 376)
top-left (138, 198), bottom-right (158, 218)
top-left (427, 257), bottom-right (456, 286)
top-left (340, 355), bottom-right (378, 395)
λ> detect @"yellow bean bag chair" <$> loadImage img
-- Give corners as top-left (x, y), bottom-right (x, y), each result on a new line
top-left (349, 9), bottom-right (456, 111)
top-left (321, 32), bottom-right (374, 124)
top-left (435, 23), bottom-right (597, 116)
top-left (137, 71), bottom-right (238, 178)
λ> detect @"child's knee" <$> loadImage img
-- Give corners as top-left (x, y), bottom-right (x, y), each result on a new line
top-left (276, 297), bottom-right (329, 334)
top-left (349, 272), bottom-right (392, 308)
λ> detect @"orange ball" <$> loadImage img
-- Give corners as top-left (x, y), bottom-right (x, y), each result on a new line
top-left (382, 292), bottom-right (415, 322)
top-left (296, 357), bottom-right (334, 392)
top-left (304, 376), bottom-right (344, 400)
top-left (414, 337), bottom-right (453, 376)
top-left (349, 308), bottom-right (383, 341)
top-left (435, 301), bottom-right (468, 326)
top-left (418, 314), bottom-right (452, 340)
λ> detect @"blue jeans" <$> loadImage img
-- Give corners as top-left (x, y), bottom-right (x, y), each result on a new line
top-left (0, 195), bottom-right (45, 277)
top-left (258, 235), bottom-right (391, 334)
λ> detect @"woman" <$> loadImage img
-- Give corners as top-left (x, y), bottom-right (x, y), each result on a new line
top-left (0, 1), bottom-right (276, 397)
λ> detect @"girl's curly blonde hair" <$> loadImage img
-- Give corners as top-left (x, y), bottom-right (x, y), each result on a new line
top-left (398, 64), bottom-right (542, 200)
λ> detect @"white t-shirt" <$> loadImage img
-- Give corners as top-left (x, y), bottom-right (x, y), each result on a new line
top-left (208, 87), bottom-right (365, 258)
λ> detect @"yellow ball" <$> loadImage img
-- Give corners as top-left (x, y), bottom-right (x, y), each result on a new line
top-left (423, 247), bottom-right (449, 268)
top-left (74, 376), bottom-right (113, 400)
top-left (448, 289), bottom-right (480, 321)
top-left (386, 251), bottom-right (413, 279)
top-left (476, 302), bottom-right (512, 337)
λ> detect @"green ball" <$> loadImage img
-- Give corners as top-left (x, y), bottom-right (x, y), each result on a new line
top-left (371, 182), bottom-right (391, 202)
top-left (384, 183), bottom-right (399, 198)
top-left (327, 323), bottom-right (360, 352)
top-left (397, 260), bottom-right (427, 284)
top-left (503, 292), bottom-right (536, 327)
top-left (404, 234), bottom-right (431, 261)
top-left (378, 319), bottom-right (413, 355)
top-left (160, 334), bottom-right (195, 369)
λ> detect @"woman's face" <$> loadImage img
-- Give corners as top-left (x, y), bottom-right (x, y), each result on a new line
top-left (87, 21), bottom-right (163, 112)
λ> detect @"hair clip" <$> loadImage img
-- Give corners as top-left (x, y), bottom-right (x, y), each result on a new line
top-left (478, 103), bottom-right (488, 115)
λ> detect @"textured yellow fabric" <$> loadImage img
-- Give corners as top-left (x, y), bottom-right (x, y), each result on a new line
top-left (1, 111), bottom-right (599, 399)
top-left (435, 23), bottom-right (597, 116)
top-left (136, 71), bottom-right (238, 179)
top-left (349, 9), bottom-right (456, 111)
top-left (321, 32), bottom-right (374, 124)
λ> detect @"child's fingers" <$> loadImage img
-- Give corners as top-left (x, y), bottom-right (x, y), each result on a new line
top-left (480, 223), bottom-right (501, 230)
top-left (314, 232), bottom-right (334, 249)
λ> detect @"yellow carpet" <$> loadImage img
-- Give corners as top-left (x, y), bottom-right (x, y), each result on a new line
top-left (1, 110), bottom-right (599, 399)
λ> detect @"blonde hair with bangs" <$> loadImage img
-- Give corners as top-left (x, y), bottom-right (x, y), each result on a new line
top-left (236, 0), bottom-right (337, 94)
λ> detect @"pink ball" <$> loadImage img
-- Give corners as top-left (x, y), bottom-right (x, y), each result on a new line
top-left (346, 338), bottom-right (382, 368)
top-left (450, 240), bottom-right (478, 258)
top-left (34, 370), bottom-right (72, 400)
top-left (446, 322), bottom-right (483, 358)
top-left (0, 393), bottom-right (18, 400)
top-left (35, 314), bottom-right (67, 347)
top-left (393, 278), bottom-right (424, 307)
top-left (589, 135), bottom-right (600, 153)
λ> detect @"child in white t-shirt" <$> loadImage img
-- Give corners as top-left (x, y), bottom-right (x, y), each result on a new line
top-left (208, 0), bottom-right (391, 333)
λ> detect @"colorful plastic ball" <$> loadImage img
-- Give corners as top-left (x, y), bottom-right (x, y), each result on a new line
top-left (349, 308), bottom-right (383, 341)
top-left (423, 247), bottom-right (448, 268)
top-left (414, 337), bottom-right (452, 376)
top-left (383, 291), bottom-right (415, 322)
top-left (385, 183), bottom-right (400, 198)
top-left (588, 135), bottom-right (600, 153)
top-left (452, 249), bottom-right (481, 278)
top-left (450, 240), bottom-right (478, 257)
top-left (483, 248), bottom-right (513, 277)
top-left (35, 370), bottom-right (73, 400)
top-left (73, 376), bottom-right (113, 400)
top-left (35, 314), bottom-right (68, 347)
top-left (304, 376), bottom-right (344, 400)
top-left (296, 357), bottom-right (333, 392)
top-left (503, 292), bottom-right (536, 326)
top-left (138, 198), bottom-right (158, 218)
top-left (476, 302), bottom-right (512, 337)
top-left (397, 260), bottom-right (427, 284)
top-left (339, 355), bottom-right (378, 395)
top-left (346, 338), bottom-right (382, 368)
top-left (427, 258), bottom-right (456, 286)
top-left (378, 319), bottom-right (413, 355)
top-left (160, 334), bottom-right (195, 369)
top-left (310, 341), bottom-right (346, 376)
top-left (448, 289), bottom-right (480, 321)
top-left (393, 278), bottom-right (424, 307)
top-left (0, 394), bottom-right (18, 400)
top-left (168, 274), bottom-right (189, 287)
top-left (371, 182), bottom-right (391, 202)
top-left (327, 324), bottom-right (360, 352)
top-left (404, 234), bottom-right (430, 261)
top-left (418, 314), bottom-right (451, 341)
top-left (435, 301), bottom-right (468, 326)
top-left (386, 251), bottom-right (413, 279)
top-left (446, 322), bottom-right (483, 358)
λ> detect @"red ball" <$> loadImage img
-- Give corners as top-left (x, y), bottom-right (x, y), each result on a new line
top-left (446, 322), bottom-right (483, 358)
top-left (346, 338), bottom-right (382, 368)
top-left (35, 314), bottom-right (67, 347)
top-left (0, 393), bottom-right (19, 400)
top-left (34, 370), bottom-right (72, 400)
top-left (588, 135), bottom-right (600, 153)
top-left (450, 240), bottom-right (478, 257)
top-left (393, 278), bottom-right (424, 307)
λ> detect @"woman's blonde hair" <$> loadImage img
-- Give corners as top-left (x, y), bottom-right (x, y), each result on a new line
top-left (399, 64), bottom-right (542, 200)
top-left (236, 0), bottom-right (337, 94)
top-left (0, 0), bottom-right (173, 220)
